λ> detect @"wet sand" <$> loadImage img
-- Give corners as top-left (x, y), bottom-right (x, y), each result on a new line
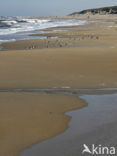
top-left (0, 92), bottom-right (86, 156)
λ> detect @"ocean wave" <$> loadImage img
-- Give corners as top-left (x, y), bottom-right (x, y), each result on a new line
top-left (0, 17), bottom-right (88, 36)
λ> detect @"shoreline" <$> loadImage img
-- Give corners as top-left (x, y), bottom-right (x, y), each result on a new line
top-left (1, 14), bottom-right (117, 51)
top-left (21, 92), bottom-right (117, 156)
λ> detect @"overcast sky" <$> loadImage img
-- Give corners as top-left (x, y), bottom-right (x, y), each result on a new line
top-left (0, 0), bottom-right (117, 16)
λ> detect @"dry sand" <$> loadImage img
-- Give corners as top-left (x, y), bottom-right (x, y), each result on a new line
top-left (0, 14), bottom-right (117, 156)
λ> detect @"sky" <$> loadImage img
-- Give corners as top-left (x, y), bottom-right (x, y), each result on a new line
top-left (0, 0), bottom-right (117, 16)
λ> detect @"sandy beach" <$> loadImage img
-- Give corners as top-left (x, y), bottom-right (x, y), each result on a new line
top-left (0, 14), bottom-right (117, 156)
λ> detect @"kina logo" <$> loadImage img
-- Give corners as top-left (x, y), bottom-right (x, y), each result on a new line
top-left (82, 144), bottom-right (115, 155)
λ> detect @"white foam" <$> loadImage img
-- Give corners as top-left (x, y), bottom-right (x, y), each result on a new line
top-left (0, 39), bottom-right (16, 43)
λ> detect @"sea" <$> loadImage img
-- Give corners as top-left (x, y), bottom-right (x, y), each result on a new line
top-left (0, 16), bottom-right (88, 43)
